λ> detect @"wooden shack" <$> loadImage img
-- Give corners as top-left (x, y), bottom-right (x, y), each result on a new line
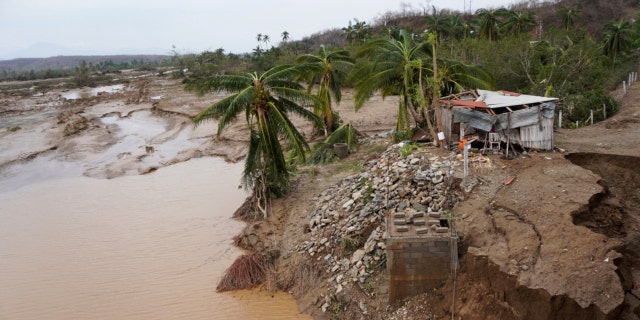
top-left (440, 89), bottom-right (558, 151)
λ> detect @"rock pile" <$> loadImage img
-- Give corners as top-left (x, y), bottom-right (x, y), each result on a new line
top-left (295, 143), bottom-right (459, 306)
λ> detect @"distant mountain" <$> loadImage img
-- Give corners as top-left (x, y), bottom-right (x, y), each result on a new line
top-left (0, 55), bottom-right (170, 72)
top-left (0, 41), bottom-right (169, 61)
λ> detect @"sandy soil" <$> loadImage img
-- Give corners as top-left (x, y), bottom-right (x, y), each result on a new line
top-left (2, 74), bottom-right (639, 319)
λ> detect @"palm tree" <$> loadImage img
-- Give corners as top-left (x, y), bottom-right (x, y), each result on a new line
top-left (425, 7), bottom-right (449, 43)
top-left (602, 20), bottom-right (633, 65)
top-left (351, 30), bottom-right (432, 141)
top-left (252, 46), bottom-right (263, 57)
top-left (281, 31), bottom-right (290, 43)
top-left (499, 9), bottom-right (537, 36)
top-left (557, 6), bottom-right (579, 30)
top-left (342, 18), bottom-right (370, 44)
top-left (476, 8), bottom-right (501, 41)
top-left (342, 21), bottom-right (355, 44)
top-left (184, 65), bottom-right (320, 218)
top-left (296, 45), bottom-right (354, 136)
top-left (353, 19), bottom-right (370, 43)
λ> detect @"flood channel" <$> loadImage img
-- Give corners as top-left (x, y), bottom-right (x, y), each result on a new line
top-left (0, 100), bottom-right (309, 319)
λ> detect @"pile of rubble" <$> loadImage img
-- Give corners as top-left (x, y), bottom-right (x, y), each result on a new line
top-left (295, 143), bottom-right (460, 306)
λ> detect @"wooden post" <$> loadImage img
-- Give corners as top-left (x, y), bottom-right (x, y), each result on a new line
top-left (603, 104), bottom-right (607, 120)
top-left (505, 113), bottom-right (511, 157)
top-left (463, 141), bottom-right (469, 180)
top-left (575, 120), bottom-right (579, 128)
top-left (590, 109), bottom-right (594, 125)
top-left (558, 110), bottom-right (563, 128)
top-left (623, 81), bottom-right (627, 96)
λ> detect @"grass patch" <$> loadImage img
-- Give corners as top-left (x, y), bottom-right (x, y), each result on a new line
top-left (292, 261), bottom-right (323, 299)
top-left (399, 143), bottom-right (418, 158)
top-left (338, 235), bottom-right (363, 257)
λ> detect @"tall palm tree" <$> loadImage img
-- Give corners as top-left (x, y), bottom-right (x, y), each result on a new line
top-left (351, 30), bottom-right (432, 141)
top-left (342, 21), bottom-right (355, 44)
top-left (602, 20), bottom-right (633, 65)
top-left (425, 7), bottom-right (449, 43)
top-left (476, 8), bottom-right (501, 41)
top-left (252, 46), bottom-right (263, 57)
top-left (281, 31), bottom-right (290, 43)
top-left (499, 9), bottom-right (537, 36)
top-left (343, 18), bottom-right (370, 44)
top-left (184, 65), bottom-right (320, 218)
top-left (296, 45), bottom-right (354, 136)
top-left (352, 19), bottom-right (370, 43)
top-left (557, 6), bottom-right (579, 31)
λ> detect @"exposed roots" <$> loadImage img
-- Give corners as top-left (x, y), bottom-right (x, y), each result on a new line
top-left (216, 253), bottom-right (269, 292)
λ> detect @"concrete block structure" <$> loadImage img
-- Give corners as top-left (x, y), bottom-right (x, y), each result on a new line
top-left (386, 213), bottom-right (458, 303)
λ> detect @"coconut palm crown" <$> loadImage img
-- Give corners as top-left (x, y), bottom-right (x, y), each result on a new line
top-left (185, 64), bottom-right (320, 217)
top-left (296, 45), bottom-right (354, 135)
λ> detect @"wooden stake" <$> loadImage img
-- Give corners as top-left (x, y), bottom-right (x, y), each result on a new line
top-left (603, 104), bottom-right (607, 119)
top-left (558, 110), bottom-right (563, 128)
top-left (590, 109), bottom-right (594, 125)
top-left (505, 113), bottom-right (511, 158)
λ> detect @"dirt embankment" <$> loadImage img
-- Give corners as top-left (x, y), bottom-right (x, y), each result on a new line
top-left (235, 81), bottom-right (640, 319)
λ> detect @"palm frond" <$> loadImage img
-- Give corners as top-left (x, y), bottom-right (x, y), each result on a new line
top-left (309, 123), bottom-right (360, 164)
top-left (268, 101), bottom-right (310, 163)
top-left (184, 74), bottom-right (251, 96)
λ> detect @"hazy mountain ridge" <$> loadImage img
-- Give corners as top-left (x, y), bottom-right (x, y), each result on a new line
top-left (0, 55), bottom-right (170, 72)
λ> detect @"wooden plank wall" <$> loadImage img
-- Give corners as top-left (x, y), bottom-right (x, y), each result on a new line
top-left (519, 117), bottom-right (554, 150)
top-left (442, 108), bottom-right (453, 146)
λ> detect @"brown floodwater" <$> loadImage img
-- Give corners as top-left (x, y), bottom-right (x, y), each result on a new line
top-left (0, 157), bottom-right (310, 320)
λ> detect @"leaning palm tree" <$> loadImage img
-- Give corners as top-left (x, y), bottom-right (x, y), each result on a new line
top-left (602, 20), bottom-right (633, 66)
top-left (184, 64), bottom-right (320, 218)
top-left (351, 29), bottom-right (432, 141)
top-left (296, 45), bottom-right (354, 136)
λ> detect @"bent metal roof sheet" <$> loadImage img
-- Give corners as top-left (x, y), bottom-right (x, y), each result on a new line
top-left (476, 89), bottom-right (558, 109)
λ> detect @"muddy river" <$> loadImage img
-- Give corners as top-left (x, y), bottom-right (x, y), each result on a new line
top-left (0, 157), bottom-right (309, 319)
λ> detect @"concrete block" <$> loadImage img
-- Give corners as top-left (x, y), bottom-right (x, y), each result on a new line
top-left (394, 219), bottom-right (407, 225)
top-left (396, 226), bottom-right (409, 232)
top-left (393, 212), bottom-right (405, 219)
top-left (416, 228), bottom-right (429, 234)
top-left (413, 219), bottom-right (426, 226)
top-left (436, 227), bottom-right (449, 233)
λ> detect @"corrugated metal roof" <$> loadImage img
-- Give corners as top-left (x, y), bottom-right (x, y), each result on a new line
top-left (476, 89), bottom-right (558, 109)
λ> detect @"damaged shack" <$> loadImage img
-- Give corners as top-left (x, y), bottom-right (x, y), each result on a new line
top-left (440, 89), bottom-right (558, 152)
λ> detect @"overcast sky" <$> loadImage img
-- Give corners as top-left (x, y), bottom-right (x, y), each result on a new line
top-left (0, 0), bottom-right (519, 60)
